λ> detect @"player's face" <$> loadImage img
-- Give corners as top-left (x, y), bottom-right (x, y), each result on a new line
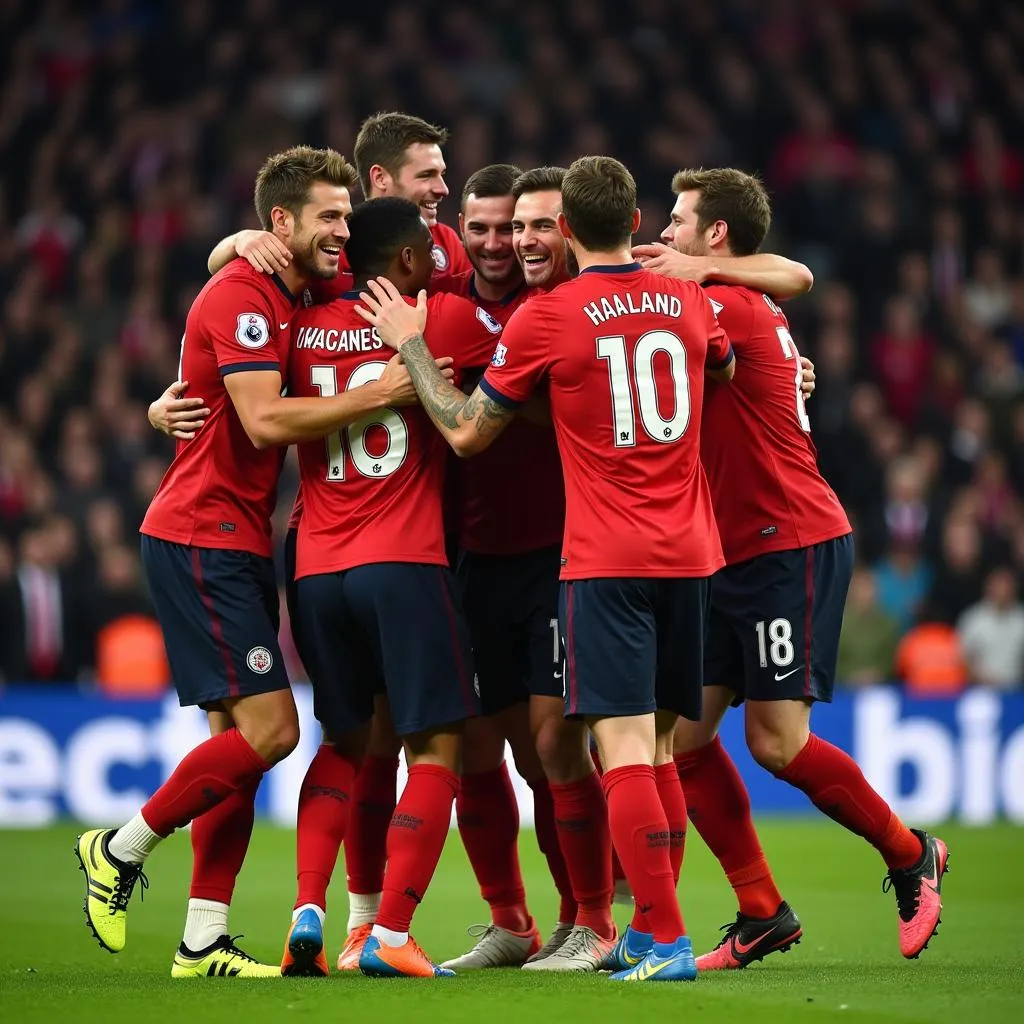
top-left (290, 183), bottom-right (353, 279)
top-left (513, 190), bottom-right (570, 289)
top-left (460, 194), bottom-right (520, 288)
top-left (389, 143), bottom-right (449, 226)
top-left (660, 191), bottom-right (712, 257)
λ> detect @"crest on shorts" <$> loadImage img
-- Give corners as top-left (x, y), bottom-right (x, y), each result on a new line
top-left (236, 313), bottom-right (270, 349)
top-left (490, 341), bottom-right (508, 368)
top-left (476, 307), bottom-right (502, 334)
top-left (246, 646), bottom-right (274, 674)
top-left (431, 243), bottom-right (449, 271)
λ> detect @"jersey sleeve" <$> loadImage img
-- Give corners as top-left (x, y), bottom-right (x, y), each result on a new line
top-left (200, 278), bottom-right (283, 375)
top-left (479, 301), bottom-right (549, 409)
top-left (427, 294), bottom-right (505, 373)
top-left (701, 284), bottom-right (736, 369)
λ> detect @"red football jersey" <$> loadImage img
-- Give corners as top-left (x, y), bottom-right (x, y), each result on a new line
top-left (289, 290), bottom-right (504, 578)
top-left (482, 263), bottom-right (731, 579)
top-left (701, 285), bottom-right (851, 565)
top-left (440, 270), bottom-right (565, 554)
top-left (142, 261), bottom-right (301, 556)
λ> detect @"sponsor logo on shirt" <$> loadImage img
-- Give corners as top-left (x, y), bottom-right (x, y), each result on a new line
top-left (431, 243), bottom-right (449, 271)
top-left (477, 307), bottom-right (503, 334)
top-left (236, 312), bottom-right (270, 349)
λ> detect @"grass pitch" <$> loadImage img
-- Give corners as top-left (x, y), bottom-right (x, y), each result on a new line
top-left (1, 821), bottom-right (1021, 1023)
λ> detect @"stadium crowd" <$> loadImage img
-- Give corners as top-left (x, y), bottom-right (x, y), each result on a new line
top-left (1, 0), bottom-right (1023, 689)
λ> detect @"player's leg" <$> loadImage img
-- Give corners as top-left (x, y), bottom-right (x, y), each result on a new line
top-left (349, 563), bottom-right (478, 978)
top-left (282, 570), bottom-right (373, 976)
top-left (77, 538), bottom-right (293, 967)
top-left (181, 707), bottom-right (260, 966)
top-left (600, 577), bottom-right (709, 981)
top-left (745, 535), bottom-right (947, 958)
top-left (445, 549), bottom-right (539, 967)
top-left (338, 698), bottom-right (401, 968)
top-left (673, 586), bottom-right (795, 969)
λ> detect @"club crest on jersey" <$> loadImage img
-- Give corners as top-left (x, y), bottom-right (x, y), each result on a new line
top-left (431, 243), bottom-right (449, 271)
top-left (490, 341), bottom-right (508, 367)
top-left (236, 313), bottom-right (270, 349)
top-left (709, 297), bottom-right (725, 317)
top-left (246, 646), bottom-right (273, 674)
top-left (476, 307), bottom-right (502, 334)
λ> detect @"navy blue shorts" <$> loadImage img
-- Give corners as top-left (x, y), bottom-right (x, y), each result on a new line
top-left (457, 545), bottom-right (563, 715)
top-left (140, 535), bottom-right (289, 708)
top-left (283, 527), bottom-right (311, 674)
top-left (295, 562), bottom-right (479, 737)
top-left (559, 577), bottom-right (709, 722)
top-left (704, 533), bottom-right (854, 704)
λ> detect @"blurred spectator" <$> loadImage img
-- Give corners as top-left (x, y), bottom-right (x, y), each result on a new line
top-left (956, 567), bottom-right (1024, 690)
top-left (836, 567), bottom-right (901, 686)
top-left (894, 614), bottom-right (968, 696)
top-left (872, 542), bottom-right (932, 634)
top-left (927, 515), bottom-right (987, 624)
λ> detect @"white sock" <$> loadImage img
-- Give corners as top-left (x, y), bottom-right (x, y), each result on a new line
top-left (371, 925), bottom-right (408, 948)
top-left (292, 903), bottom-right (325, 926)
top-left (108, 813), bottom-right (162, 865)
top-left (347, 891), bottom-right (380, 931)
top-left (182, 898), bottom-right (229, 952)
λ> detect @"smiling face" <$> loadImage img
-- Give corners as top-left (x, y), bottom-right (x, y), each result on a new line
top-left (659, 190), bottom-right (712, 257)
top-left (381, 142), bottom-right (450, 226)
top-left (460, 193), bottom-right (520, 289)
top-left (512, 189), bottom-right (570, 289)
top-left (287, 182), bottom-right (353, 279)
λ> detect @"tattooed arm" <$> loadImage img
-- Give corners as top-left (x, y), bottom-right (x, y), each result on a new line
top-left (354, 278), bottom-right (516, 457)
top-left (396, 335), bottom-right (516, 456)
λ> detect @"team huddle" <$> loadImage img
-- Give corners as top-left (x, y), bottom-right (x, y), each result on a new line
top-left (73, 112), bottom-right (950, 983)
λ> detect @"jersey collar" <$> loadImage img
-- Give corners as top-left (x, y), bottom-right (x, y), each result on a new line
top-left (469, 275), bottom-right (526, 307)
top-left (579, 261), bottom-right (643, 275)
top-left (271, 273), bottom-right (301, 305)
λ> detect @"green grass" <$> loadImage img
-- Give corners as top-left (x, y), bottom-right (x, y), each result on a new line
top-left (1, 822), bottom-right (1021, 1023)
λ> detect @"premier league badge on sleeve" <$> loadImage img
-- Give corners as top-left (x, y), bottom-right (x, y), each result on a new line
top-left (431, 244), bottom-right (449, 271)
top-left (236, 313), bottom-right (270, 349)
top-left (490, 341), bottom-right (508, 367)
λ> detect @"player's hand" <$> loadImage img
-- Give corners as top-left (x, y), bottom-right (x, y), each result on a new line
top-left (148, 380), bottom-right (210, 441)
top-left (354, 279), bottom-right (428, 349)
top-left (632, 243), bottom-right (716, 282)
top-left (376, 354), bottom-right (455, 406)
top-left (800, 356), bottom-right (816, 399)
top-left (236, 230), bottom-right (292, 275)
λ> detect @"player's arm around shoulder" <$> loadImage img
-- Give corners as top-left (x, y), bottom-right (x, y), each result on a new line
top-left (207, 230), bottom-right (292, 276)
top-left (355, 279), bottom-right (517, 458)
top-left (634, 242), bottom-right (813, 300)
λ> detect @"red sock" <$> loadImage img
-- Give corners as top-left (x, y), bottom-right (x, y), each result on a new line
top-left (344, 754), bottom-right (398, 894)
top-left (295, 745), bottom-right (359, 911)
top-left (675, 738), bottom-right (782, 919)
top-left (189, 776), bottom-right (259, 903)
top-left (141, 728), bottom-right (268, 837)
top-left (603, 765), bottom-right (684, 944)
top-left (655, 762), bottom-right (687, 883)
top-left (775, 733), bottom-right (922, 870)
top-left (376, 764), bottom-right (459, 932)
top-left (457, 765), bottom-right (529, 932)
top-left (591, 747), bottom-right (627, 890)
top-left (550, 773), bottom-right (614, 939)
top-left (527, 778), bottom-right (577, 924)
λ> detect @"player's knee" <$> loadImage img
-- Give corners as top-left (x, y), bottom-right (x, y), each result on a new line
top-left (745, 729), bottom-right (790, 774)
top-left (249, 716), bottom-right (300, 765)
top-left (535, 719), bottom-right (590, 783)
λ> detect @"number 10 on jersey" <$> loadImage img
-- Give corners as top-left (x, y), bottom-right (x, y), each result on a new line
top-left (310, 364), bottom-right (409, 480)
top-left (597, 330), bottom-right (691, 447)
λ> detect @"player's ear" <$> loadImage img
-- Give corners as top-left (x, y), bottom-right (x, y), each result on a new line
top-left (399, 245), bottom-right (414, 271)
top-left (269, 205), bottom-right (293, 237)
top-left (556, 212), bottom-right (572, 240)
top-left (631, 208), bottom-right (641, 236)
top-left (458, 212), bottom-right (466, 238)
top-left (369, 164), bottom-right (390, 193)
top-left (709, 219), bottom-right (729, 247)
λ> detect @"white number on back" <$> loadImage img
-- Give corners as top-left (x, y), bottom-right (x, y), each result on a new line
top-left (775, 327), bottom-right (811, 433)
top-left (310, 363), bottom-right (409, 481)
top-left (597, 330), bottom-right (691, 447)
